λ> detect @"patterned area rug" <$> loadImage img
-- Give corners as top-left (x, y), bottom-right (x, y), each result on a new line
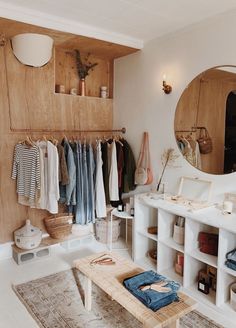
top-left (13, 269), bottom-right (223, 328)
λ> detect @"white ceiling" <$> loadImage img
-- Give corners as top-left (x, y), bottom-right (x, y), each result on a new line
top-left (1, 0), bottom-right (236, 47)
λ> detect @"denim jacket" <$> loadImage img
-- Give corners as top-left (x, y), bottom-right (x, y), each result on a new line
top-left (59, 140), bottom-right (76, 206)
top-left (123, 270), bottom-right (180, 311)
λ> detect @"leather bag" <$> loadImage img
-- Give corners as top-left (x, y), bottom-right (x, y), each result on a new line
top-left (197, 128), bottom-right (213, 154)
top-left (135, 132), bottom-right (153, 185)
top-left (198, 232), bottom-right (218, 256)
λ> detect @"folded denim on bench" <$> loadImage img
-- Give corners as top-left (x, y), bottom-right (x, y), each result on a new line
top-left (123, 270), bottom-right (180, 311)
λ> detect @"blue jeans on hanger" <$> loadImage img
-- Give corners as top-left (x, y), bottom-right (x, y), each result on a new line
top-left (123, 270), bottom-right (180, 311)
top-left (82, 143), bottom-right (89, 224)
top-left (73, 141), bottom-right (84, 224)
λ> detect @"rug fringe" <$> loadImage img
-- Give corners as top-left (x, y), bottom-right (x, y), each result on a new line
top-left (12, 284), bottom-right (46, 328)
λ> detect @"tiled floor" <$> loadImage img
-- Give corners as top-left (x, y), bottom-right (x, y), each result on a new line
top-left (0, 239), bottom-right (232, 328)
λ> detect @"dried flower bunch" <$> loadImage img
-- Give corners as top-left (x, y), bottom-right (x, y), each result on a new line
top-left (161, 148), bottom-right (179, 167)
top-left (75, 50), bottom-right (98, 80)
top-left (157, 148), bottom-right (179, 191)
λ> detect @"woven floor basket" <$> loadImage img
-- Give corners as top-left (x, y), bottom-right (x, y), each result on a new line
top-left (44, 214), bottom-right (73, 239)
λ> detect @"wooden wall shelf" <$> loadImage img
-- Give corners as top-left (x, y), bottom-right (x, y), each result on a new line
top-left (54, 92), bottom-right (113, 101)
top-left (55, 48), bottom-right (114, 99)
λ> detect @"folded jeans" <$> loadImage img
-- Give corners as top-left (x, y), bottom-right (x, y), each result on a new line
top-left (123, 270), bottom-right (180, 311)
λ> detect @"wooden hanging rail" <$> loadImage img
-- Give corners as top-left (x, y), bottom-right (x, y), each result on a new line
top-left (176, 129), bottom-right (196, 133)
top-left (176, 126), bottom-right (206, 133)
top-left (10, 127), bottom-right (126, 134)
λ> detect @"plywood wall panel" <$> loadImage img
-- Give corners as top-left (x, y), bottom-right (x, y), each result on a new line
top-left (197, 79), bottom-right (236, 174)
top-left (78, 97), bottom-right (113, 130)
top-left (0, 42), bottom-right (113, 243)
top-left (175, 78), bottom-right (200, 131)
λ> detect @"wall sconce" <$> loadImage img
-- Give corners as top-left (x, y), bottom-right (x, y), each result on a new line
top-left (162, 74), bottom-right (172, 94)
top-left (11, 33), bottom-right (53, 67)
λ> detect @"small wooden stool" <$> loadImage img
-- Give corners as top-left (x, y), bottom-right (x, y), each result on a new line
top-left (74, 253), bottom-right (197, 328)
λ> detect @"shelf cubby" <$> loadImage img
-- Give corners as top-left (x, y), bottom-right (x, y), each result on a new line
top-left (216, 270), bottom-right (236, 308)
top-left (137, 229), bottom-right (158, 242)
top-left (158, 243), bottom-right (184, 285)
top-left (218, 229), bottom-right (236, 271)
top-left (185, 218), bottom-right (218, 267)
top-left (133, 200), bottom-right (158, 263)
top-left (158, 209), bottom-right (185, 252)
top-left (184, 255), bottom-right (216, 305)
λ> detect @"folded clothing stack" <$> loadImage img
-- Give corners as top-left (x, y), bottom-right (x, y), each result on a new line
top-left (123, 270), bottom-right (180, 311)
top-left (226, 248), bottom-right (236, 271)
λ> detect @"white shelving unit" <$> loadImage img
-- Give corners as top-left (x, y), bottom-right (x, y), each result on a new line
top-left (133, 192), bottom-right (236, 326)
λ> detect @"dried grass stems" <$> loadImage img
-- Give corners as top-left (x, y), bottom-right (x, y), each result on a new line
top-left (75, 50), bottom-right (98, 80)
top-left (157, 148), bottom-right (179, 191)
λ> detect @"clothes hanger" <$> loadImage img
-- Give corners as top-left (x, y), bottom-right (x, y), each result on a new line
top-left (115, 134), bottom-right (123, 146)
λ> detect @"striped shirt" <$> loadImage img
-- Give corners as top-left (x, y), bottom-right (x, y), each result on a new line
top-left (12, 144), bottom-right (41, 201)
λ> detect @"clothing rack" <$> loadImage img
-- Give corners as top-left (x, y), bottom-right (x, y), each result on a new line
top-left (10, 127), bottom-right (126, 134)
top-left (175, 126), bottom-right (206, 133)
top-left (175, 129), bottom-right (197, 133)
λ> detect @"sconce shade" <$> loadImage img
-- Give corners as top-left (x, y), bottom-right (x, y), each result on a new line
top-left (11, 33), bottom-right (53, 67)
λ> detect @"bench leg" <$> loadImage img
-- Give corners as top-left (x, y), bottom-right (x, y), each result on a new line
top-left (165, 319), bottom-right (179, 328)
top-left (84, 276), bottom-right (92, 311)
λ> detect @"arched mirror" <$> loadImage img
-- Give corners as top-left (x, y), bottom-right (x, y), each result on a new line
top-left (174, 66), bottom-right (236, 175)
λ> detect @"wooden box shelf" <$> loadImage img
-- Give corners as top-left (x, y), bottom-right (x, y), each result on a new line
top-left (55, 48), bottom-right (113, 98)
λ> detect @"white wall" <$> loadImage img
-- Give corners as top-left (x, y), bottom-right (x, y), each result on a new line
top-left (114, 9), bottom-right (236, 202)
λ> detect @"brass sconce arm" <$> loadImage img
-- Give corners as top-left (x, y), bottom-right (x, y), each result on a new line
top-left (163, 80), bottom-right (172, 94)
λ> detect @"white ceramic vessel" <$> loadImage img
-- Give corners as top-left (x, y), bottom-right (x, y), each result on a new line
top-left (14, 219), bottom-right (42, 250)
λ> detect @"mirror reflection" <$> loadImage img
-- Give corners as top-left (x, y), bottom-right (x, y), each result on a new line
top-left (174, 66), bottom-right (236, 175)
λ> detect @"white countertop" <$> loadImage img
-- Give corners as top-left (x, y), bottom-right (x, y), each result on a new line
top-left (136, 193), bottom-right (236, 234)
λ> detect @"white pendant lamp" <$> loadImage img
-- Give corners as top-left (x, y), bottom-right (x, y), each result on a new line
top-left (11, 33), bottom-right (53, 67)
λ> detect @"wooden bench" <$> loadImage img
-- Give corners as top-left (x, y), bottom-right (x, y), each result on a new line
top-left (74, 253), bottom-right (197, 328)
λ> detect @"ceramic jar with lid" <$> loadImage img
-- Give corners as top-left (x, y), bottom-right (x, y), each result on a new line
top-left (14, 219), bottom-right (42, 250)
top-left (100, 86), bottom-right (108, 98)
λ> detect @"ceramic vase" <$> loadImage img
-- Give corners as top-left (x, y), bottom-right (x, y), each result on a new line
top-left (80, 78), bottom-right (86, 96)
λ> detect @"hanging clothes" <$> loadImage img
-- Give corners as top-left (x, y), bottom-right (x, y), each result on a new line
top-left (57, 144), bottom-right (69, 185)
top-left (122, 139), bottom-right (136, 193)
top-left (11, 143), bottom-right (41, 207)
top-left (95, 141), bottom-right (107, 218)
top-left (177, 136), bottom-right (202, 170)
top-left (74, 141), bottom-right (84, 224)
top-left (47, 141), bottom-right (60, 213)
top-left (12, 134), bottom-right (136, 220)
top-left (59, 138), bottom-right (76, 206)
top-left (101, 141), bottom-right (110, 204)
top-left (193, 141), bottom-right (202, 170)
top-left (36, 140), bottom-right (48, 210)
top-left (109, 141), bottom-right (119, 201)
top-left (116, 141), bottom-right (124, 192)
top-left (82, 142), bottom-right (89, 223)
top-left (87, 143), bottom-right (95, 223)
top-left (36, 140), bottom-right (59, 214)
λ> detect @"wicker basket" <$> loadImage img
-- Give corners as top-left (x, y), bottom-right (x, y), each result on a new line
top-left (44, 214), bottom-right (73, 239)
top-left (95, 218), bottom-right (121, 243)
top-left (47, 224), bottom-right (72, 239)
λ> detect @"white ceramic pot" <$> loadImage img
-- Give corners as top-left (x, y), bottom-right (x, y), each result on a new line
top-left (14, 219), bottom-right (42, 250)
top-left (173, 224), bottom-right (185, 245)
